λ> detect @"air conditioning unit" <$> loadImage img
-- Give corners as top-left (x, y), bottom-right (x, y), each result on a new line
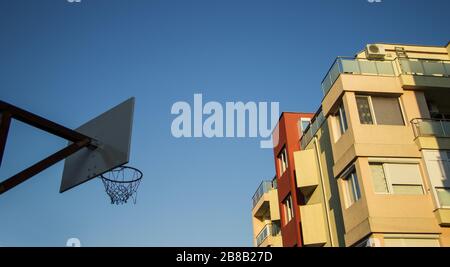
top-left (365, 44), bottom-right (386, 60)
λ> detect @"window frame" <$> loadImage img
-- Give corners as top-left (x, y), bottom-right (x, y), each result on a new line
top-left (337, 102), bottom-right (348, 134)
top-left (368, 160), bottom-right (425, 196)
top-left (283, 194), bottom-right (294, 225)
top-left (369, 163), bottom-right (389, 194)
top-left (333, 101), bottom-right (348, 142)
top-left (342, 166), bottom-right (361, 209)
top-left (277, 147), bottom-right (288, 177)
top-left (423, 150), bottom-right (450, 209)
top-left (356, 95), bottom-right (377, 125)
top-left (355, 94), bottom-right (406, 126)
top-left (299, 118), bottom-right (311, 134)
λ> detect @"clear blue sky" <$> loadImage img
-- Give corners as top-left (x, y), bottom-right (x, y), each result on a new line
top-left (0, 0), bottom-right (449, 246)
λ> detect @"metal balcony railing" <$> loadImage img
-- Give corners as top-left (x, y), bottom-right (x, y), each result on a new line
top-left (411, 118), bottom-right (450, 138)
top-left (252, 180), bottom-right (276, 208)
top-left (255, 223), bottom-right (281, 247)
top-left (321, 57), bottom-right (450, 97)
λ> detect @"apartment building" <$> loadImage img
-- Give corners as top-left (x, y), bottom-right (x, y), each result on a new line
top-left (251, 112), bottom-right (314, 247)
top-left (252, 41), bottom-right (450, 247)
top-left (272, 112), bottom-right (314, 247)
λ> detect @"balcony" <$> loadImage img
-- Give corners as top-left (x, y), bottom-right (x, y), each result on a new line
top-left (255, 223), bottom-right (282, 247)
top-left (321, 57), bottom-right (397, 96)
top-left (252, 180), bottom-right (275, 208)
top-left (399, 58), bottom-right (450, 77)
top-left (399, 58), bottom-right (450, 89)
top-left (299, 203), bottom-right (328, 246)
top-left (321, 57), bottom-right (450, 97)
top-left (300, 109), bottom-right (325, 150)
top-left (411, 118), bottom-right (450, 150)
top-left (294, 149), bottom-right (320, 196)
top-left (412, 118), bottom-right (450, 138)
top-left (252, 179), bottom-right (280, 219)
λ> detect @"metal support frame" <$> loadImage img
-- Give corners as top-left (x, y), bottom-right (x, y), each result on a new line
top-left (0, 111), bottom-right (12, 166)
top-left (0, 100), bottom-right (97, 195)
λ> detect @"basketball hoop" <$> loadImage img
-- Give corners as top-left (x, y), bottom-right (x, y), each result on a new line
top-left (100, 166), bottom-right (143, 205)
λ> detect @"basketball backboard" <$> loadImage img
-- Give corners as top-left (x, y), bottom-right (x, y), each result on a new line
top-left (60, 97), bottom-right (135, 193)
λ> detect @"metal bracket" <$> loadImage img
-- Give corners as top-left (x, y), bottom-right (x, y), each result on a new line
top-left (0, 100), bottom-right (97, 195)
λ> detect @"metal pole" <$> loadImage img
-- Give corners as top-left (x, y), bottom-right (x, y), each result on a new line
top-left (0, 139), bottom-right (90, 195)
top-left (0, 100), bottom-right (96, 149)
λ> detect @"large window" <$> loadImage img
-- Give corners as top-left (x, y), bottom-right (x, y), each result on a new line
top-left (299, 118), bottom-right (311, 134)
top-left (343, 168), bottom-right (361, 208)
top-left (356, 95), bottom-right (404, 125)
top-left (277, 147), bottom-right (288, 176)
top-left (283, 194), bottom-right (294, 225)
top-left (369, 162), bottom-right (424, 195)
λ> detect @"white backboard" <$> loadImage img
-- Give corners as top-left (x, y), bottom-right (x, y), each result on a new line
top-left (60, 98), bottom-right (135, 193)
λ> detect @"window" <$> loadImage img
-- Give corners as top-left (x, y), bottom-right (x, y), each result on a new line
top-left (337, 103), bottom-right (348, 134)
top-left (369, 162), bottom-right (424, 195)
top-left (356, 96), bottom-right (374, 124)
top-left (343, 168), bottom-right (361, 208)
top-left (283, 194), bottom-right (294, 224)
top-left (370, 163), bottom-right (389, 193)
top-left (299, 118), bottom-right (311, 133)
top-left (333, 102), bottom-right (348, 141)
top-left (356, 95), bottom-right (404, 125)
top-left (277, 147), bottom-right (288, 176)
top-left (422, 150), bottom-right (450, 208)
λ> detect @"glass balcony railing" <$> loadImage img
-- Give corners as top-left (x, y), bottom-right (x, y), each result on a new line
top-left (256, 223), bottom-right (281, 247)
top-left (300, 110), bottom-right (325, 150)
top-left (411, 118), bottom-right (450, 138)
top-left (398, 58), bottom-right (450, 77)
top-left (252, 180), bottom-right (276, 208)
top-left (321, 57), bottom-right (450, 97)
top-left (321, 57), bottom-right (396, 95)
